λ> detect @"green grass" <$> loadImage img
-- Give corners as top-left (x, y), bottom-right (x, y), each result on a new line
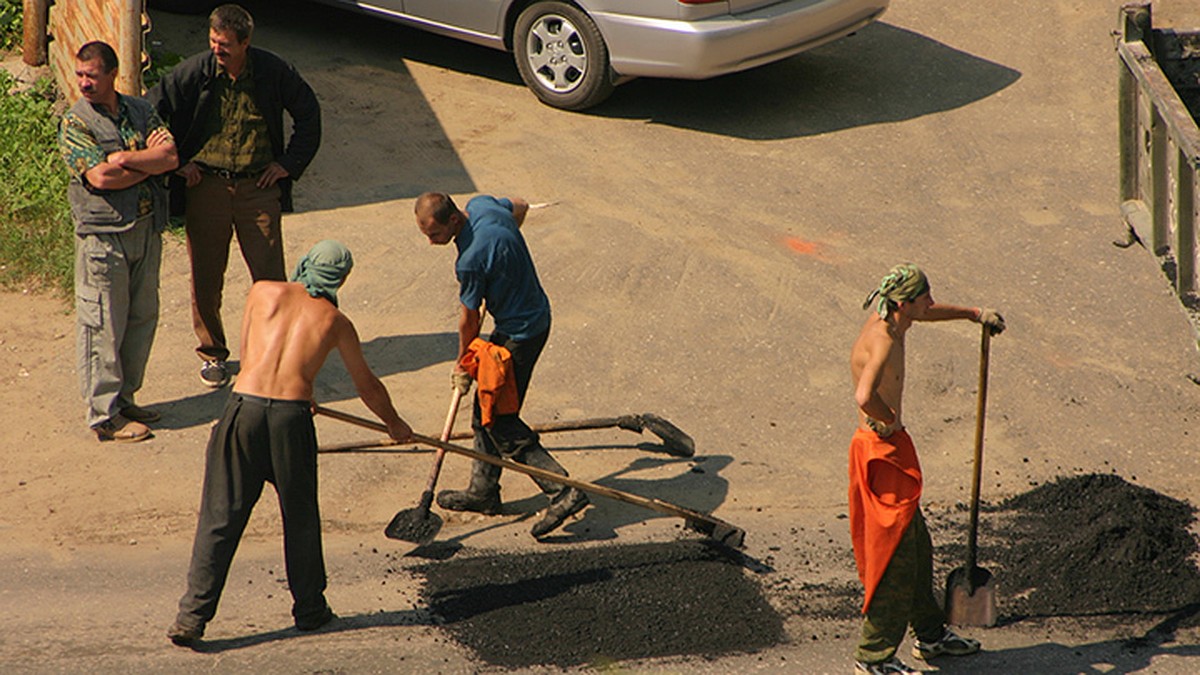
top-left (0, 70), bottom-right (74, 295)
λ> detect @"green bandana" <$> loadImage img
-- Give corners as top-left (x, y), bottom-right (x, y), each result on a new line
top-left (291, 240), bottom-right (353, 307)
top-left (862, 263), bottom-right (930, 318)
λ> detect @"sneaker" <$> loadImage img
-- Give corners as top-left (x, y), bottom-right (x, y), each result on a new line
top-left (166, 620), bottom-right (204, 646)
top-left (94, 415), bottom-right (152, 443)
top-left (854, 656), bottom-right (922, 675)
top-left (199, 360), bottom-right (229, 388)
top-left (912, 628), bottom-right (981, 660)
top-left (530, 488), bottom-right (589, 538)
top-left (436, 487), bottom-right (502, 515)
top-left (296, 606), bottom-right (336, 632)
top-left (120, 404), bottom-right (161, 424)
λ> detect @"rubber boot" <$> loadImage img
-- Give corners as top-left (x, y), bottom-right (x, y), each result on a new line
top-left (516, 444), bottom-right (572, 494)
top-left (436, 459), bottom-right (502, 514)
top-left (531, 487), bottom-right (590, 539)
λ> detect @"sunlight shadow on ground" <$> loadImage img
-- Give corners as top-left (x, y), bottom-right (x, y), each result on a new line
top-left (594, 22), bottom-right (1021, 140)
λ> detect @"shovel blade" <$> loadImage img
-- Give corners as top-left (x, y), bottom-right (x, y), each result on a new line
top-left (640, 413), bottom-right (695, 457)
top-left (944, 565), bottom-right (997, 627)
top-left (684, 517), bottom-right (746, 549)
top-left (384, 507), bottom-right (443, 544)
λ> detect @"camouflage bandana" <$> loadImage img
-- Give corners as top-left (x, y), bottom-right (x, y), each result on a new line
top-left (862, 263), bottom-right (930, 319)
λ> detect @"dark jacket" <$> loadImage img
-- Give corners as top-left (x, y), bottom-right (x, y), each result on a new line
top-left (146, 46), bottom-right (321, 215)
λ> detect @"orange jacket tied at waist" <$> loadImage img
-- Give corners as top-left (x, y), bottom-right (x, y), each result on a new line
top-left (459, 338), bottom-right (520, 427)
top-left (848, 428), bottom-right (923, 613)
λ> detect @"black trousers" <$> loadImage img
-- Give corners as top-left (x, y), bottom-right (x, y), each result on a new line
top-left (473, 324), bottom-right (567, 493)
top-left (175, 394), bottom-right (328, 629)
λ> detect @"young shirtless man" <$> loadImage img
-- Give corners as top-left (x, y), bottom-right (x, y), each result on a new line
top-left (848, 263), bottom-right (1004, 675)
top-left (168, 240), bottom-right (412, 646)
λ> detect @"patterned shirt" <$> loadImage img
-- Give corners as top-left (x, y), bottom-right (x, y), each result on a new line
top-left (192, 56), bottom-right (273, 172)
top-left (59, 95), bottom-right (172, 218)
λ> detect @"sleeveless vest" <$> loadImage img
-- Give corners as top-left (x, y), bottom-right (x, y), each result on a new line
top-left (66, 95), bottom-right (168, 235)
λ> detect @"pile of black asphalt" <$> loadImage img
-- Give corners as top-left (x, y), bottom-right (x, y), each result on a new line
top-left (415, 540), bottom-right (785, 669)
top-left (982, 473), bottom-right (1200, 623)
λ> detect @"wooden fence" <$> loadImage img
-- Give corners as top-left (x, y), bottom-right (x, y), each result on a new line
top-left (1118, 2), bottom-right (1200, 300)
top-left (42, 0), bottom-right (145, 103)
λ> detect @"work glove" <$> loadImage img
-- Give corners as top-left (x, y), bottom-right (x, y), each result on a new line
top-left (976, 308), bottom-right (1006, 336)
top-left (451, 370), bottom-right (474, 396)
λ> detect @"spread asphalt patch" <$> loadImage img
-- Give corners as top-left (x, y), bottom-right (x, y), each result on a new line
top-left (414, 540), bottom-right (785, 668)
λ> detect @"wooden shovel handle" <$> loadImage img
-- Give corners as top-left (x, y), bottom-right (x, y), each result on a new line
top-left (421, 387), bottom-right (464, 493)
top-left (313, 404), bottom-right (745, 547)
top-left (966, 326), bottom-right (991, 571)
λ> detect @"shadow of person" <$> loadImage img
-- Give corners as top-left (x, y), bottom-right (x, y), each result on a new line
top-left (926, 637), bottom-right (1200, 675)
top-left (536, 454), bottom-right (735, 544)
top-left (147, 332), bottom-right (457, 430)
top-left (311, 332), bottom-right (459, 402)
top-left (183, 607), bottom-right (434, 653)
top-left (143, 360), bottom-right (243, 430)
top-left (591, 22), bottom-right (1021, 140)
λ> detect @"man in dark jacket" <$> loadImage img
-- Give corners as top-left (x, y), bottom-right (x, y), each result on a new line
top-left (147, 3), bottom-right (320, 389)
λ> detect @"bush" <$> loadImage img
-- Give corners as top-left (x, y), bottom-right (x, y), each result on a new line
top-left (0, 0), bottom-right (22, 52)
top-left (0, 71), bottom-right (73, 294)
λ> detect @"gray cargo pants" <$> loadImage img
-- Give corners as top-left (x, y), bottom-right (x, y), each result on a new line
top-left (75, 218), bottom-right (161, 428)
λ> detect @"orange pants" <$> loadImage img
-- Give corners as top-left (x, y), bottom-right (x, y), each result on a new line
top-left (848, 428), bottom-right (923, 612)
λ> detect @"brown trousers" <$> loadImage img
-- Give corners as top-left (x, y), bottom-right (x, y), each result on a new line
top-left (186, 173), bottom-right (285, 362)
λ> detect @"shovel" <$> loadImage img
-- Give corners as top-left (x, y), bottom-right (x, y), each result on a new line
top-left (382, 388), bottom-right (463, 544)
top-left (314, 405), bottom-right (745, 548)
top-left (317, 412), bottom-right (695, 457)
top-left (451, 413), bottom-right (695, 457)
top-left (944, 325), bottom-right (998, 626)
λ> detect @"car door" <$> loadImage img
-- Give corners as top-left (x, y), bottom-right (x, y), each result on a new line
top-left (403, 0), bottom-right (505, 37)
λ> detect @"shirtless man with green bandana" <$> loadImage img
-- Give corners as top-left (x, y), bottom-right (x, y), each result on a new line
top-left (168, 240), bottom-right (412, 646)
top-left (848, 263), bottom-right (1004, 675)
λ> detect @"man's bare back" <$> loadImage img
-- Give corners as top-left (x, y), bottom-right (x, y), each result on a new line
top-left (233, 280), bottom-right (411, 441)
top-left (234, 282), bottom-right (344, 401)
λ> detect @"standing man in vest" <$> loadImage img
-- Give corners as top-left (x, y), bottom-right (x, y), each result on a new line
top-left (59, 41), bottom-right (178, 442)
top-left (148, 3), bottom-right (321, 389)
top-left (415, 192), bottom-right (589, 539)
top-left (848, 263), bottom-right (1004, 675)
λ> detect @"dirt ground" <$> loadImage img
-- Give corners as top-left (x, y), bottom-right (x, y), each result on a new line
top-left (3, 0), bottom-right (1200, 672)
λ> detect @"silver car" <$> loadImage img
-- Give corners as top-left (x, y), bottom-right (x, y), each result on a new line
top-left (155, 0), bottom-right (890, 110)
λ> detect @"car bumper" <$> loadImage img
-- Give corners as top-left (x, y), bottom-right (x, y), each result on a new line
top-left (593, 0), bottom-right (889, 80)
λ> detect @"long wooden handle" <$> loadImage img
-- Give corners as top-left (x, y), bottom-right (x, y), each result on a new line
top-left (420, 388), bottom-right (464, 495)
top-left (313, 405), bottom-right (745, 547)
top-left (316, 417), bottom-right (626, 453)
top-left (966, 326), bottom-right (991, 573)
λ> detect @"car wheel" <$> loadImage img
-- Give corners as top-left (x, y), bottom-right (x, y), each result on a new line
top-left (514, 2), bottom-right (614, 111)
top-left (148, 0), bottom-right (220, 15)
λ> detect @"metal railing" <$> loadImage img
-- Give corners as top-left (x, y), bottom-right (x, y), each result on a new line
top-left (1118, 2), bottom-right (1200, 298)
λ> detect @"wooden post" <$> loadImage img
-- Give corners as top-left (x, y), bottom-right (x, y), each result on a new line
top-left (1151, 107), bottom-right (1170, 255)
top-left (1177, 151), bottom-right (1197, 295)
top-left (1121, 3), bottom-right (1153, 48)
top-left (21, 0), bottom-right (50, 67)
top-left (1119, 60), bottom-right (1140, 202)
top-left (117, 0), bottom-right (144, 96)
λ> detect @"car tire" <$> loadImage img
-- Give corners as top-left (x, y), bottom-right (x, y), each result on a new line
top-left (148, 0), bottom-right (220, 15)
top-left (513, 2), bottom-right (614, 111)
